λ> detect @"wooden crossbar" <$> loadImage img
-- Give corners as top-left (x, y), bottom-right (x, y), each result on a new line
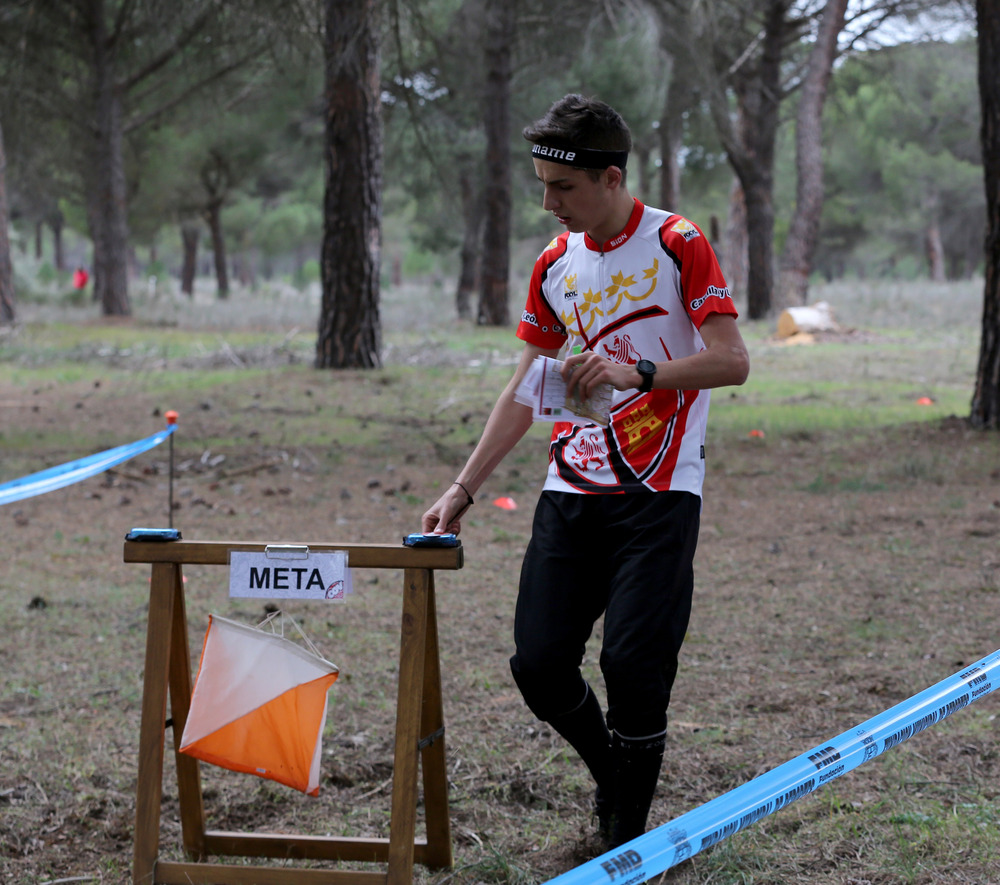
top-left (125, 539), bottom-right (463, 885)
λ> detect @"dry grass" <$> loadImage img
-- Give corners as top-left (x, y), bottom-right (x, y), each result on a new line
top-left (1, 276), bottom-right (999, 885)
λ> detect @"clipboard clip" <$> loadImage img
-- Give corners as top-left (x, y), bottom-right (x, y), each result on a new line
top-left (264, 545), bottom-right (310, 560)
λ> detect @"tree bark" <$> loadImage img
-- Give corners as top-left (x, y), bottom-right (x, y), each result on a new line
top-left (200, 150), bottom-right (231, 299)
top-left (181, 222), bottom-right (199, 296)
top-left (778, 0), bottom-right (848, 309)
top-left (316, 0), bottom-right (383, 369)
top-left (971, 0), bottom-right (1000, 428)
top-left (203, 198), bottom-right (229, 299)
top-left (50, 212), bottom-right (65, 272)
top-left (658, 68), bottom-right (687, 211)
top-left (455, 162), bottom-right (481, 321)
top-left (924, 218), bottom-right (946, 282)
top-left (743, 169), bottom-right (775, 320)
top-left (725, 0), bottom-right (789, 320)
top-left (477, 0), bottom-right (514, 327)
top-left (233, 252), bottom-right (254, 289)
top-left (0, 117), bottom-right (15, 325)
top-left (723, 177), bottom-right (748, 303)
top-left (85, 0), bottom-right (131, 317)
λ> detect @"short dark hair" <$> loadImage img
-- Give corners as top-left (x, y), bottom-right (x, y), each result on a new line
top-left (522, 94), bottom-right (632, 155)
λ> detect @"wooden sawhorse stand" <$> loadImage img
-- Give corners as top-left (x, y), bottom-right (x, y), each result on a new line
top-left (124, 538), bottom-right (463, 885)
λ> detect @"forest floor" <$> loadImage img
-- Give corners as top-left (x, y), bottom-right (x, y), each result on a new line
top-left (1, 277), bottom-right (999, 885)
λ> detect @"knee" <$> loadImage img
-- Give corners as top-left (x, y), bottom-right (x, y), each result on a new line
top-left (601, 656), bottom-right (670, 737)
top-left (509, 654), bottom-right (586, 722)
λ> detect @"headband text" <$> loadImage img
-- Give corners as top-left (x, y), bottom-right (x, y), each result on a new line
top-left (531, 143), bottom-right (628, 170)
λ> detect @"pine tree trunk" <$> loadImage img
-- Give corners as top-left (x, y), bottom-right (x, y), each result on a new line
top-left (925, 220), bottom-right (946, 282)
top-left (744, 171), bottom-right (775, 320)
top-left (0, 117), bottom-right (15, 325)
top-left (200, 151), bottom-right (231, 300)
top-left (86, 0), bottom-right (131, 317)
top-left (723, 178), bottom-right (748, 303)
top-left (181, 222), bottom-right (199, 296)
top-left (51, 213), bottom-right (65, 271)
top-left (203, 199), bottom-right (229, 299)
top-left (455, 163), bottom-right (481, 321)
top-left (730, 0), bottom-right (786, 320)
top-left (477, 0), bottom-right (514, 327)
top-left (658, 70), bottom-right (686, 212)
top-left (971, 0), bottom-right (1000, 428)
top-left (778, 0), bottom-right (848, 309)
top-left (316, 0), bottom-right (383, 369)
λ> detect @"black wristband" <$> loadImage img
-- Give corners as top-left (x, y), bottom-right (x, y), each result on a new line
top-left (453, 481), bottom-right (474, 507)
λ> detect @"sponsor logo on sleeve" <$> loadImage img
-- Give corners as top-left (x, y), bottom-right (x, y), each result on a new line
top-left (690, 285), bottom-right (732, 311)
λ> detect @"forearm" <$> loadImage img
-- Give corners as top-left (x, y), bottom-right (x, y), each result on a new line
top-left (454, 386), bottom-right (535, 495)
top-left (564, 313), bottom-right (749, 399)
top-left (422, 342), bottom-right (558, 534)
top-left (631, 341), bottom-right (750, 392)
top-left (421, 393), bottom-right (533, 534)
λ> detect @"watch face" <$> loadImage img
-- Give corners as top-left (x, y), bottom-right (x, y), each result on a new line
top-left (637, 359), bottom-right (656, 393)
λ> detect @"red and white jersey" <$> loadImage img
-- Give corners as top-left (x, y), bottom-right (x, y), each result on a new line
top-left (516, 198), bottom-right (737, 496)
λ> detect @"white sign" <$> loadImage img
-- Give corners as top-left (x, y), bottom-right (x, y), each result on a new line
top-left (229, 548), bottom-right (351, 602)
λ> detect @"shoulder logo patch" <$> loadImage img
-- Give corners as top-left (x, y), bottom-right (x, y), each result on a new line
top-left (671, 219), bottom-right (700, 241)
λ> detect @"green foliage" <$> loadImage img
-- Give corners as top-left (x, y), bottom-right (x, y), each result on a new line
top-left (257, 203), bottom-right (322, 258)
top-left (293, 259), bottom-right (321, 290)
top-left (820, 39), bottom-right (983, 280)
top-left (0, 0), bottom-right (986, 304)
top-left (35, 263), bottom-right (58, 285)
top-left (571, 6), bottom-right (666, 165)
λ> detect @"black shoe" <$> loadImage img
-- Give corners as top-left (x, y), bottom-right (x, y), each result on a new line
top-left (595, 782), bottom-right (615, 844)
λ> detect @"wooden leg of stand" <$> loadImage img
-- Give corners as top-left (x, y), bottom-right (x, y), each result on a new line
top-left (420, 575), bottom-right (452, 870)
top-left (133, 563), bottom-right (177, 884)
top-left (386, 568), bottom-right (430, 885)
top-left (166, 566), bottom-right (207, 861)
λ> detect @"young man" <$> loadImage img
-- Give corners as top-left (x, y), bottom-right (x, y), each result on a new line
top-left (422, 94), bottom-right (749, 849)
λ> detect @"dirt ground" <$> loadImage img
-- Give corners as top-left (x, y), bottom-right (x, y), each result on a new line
top-left (2, 335), bottom-right (1000, 885)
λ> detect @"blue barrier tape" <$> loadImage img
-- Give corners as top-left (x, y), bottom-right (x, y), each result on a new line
top-left (0, 424), bottom-right (176, 506)
top-left (545, 648), bottom-right (1000, 885)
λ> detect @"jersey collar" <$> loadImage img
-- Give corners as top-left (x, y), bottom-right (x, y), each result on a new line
top-left (584, 198), bottom-right (644, 253)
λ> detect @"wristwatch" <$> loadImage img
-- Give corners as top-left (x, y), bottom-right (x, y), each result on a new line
top-left (636, 359), bottom-right (656, 393)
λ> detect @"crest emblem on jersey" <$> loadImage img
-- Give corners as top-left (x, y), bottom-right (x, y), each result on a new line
top-left (604, 334), bottom-right (640, 365)
top-left (621, 402), bottom-right (666, 457)
top-left (568, 434), bottom-right (607, 473)
top-left (671, 219), bottom-right (700, 241)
